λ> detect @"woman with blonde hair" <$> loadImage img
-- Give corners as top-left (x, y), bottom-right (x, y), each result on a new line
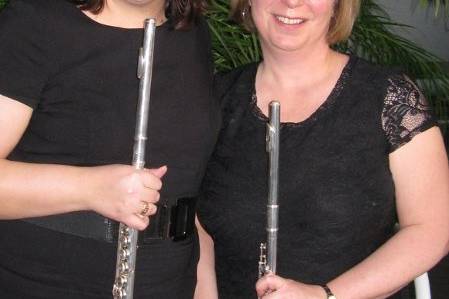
top-left (195, 0), bottom-right (449, 298)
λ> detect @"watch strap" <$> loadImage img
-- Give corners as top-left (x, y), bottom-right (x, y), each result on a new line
top-left (320, 284), bottom-right (337, 299)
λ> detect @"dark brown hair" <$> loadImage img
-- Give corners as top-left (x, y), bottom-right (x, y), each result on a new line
top-left (70, 0), bottom-right (207, 30)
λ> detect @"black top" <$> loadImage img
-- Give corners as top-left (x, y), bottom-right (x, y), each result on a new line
top-left (0, 0), bottom-right (219, 297)
top-left (1, 0), bottom-right (219, 197)
top-left (197, 56), bottom-right (437, 299)
top-left (0, 0), bottom-right (220, 229)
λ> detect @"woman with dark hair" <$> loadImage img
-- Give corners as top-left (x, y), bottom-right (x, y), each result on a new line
top-left (0, 0), bottom-right (219, 298)
top-left (195, 0), bottom-right (449, 298)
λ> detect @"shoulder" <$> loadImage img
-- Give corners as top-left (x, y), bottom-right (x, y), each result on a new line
top-left (352, 57), bottom-right (428, 109)
top-left (212, 64), bottom-right (258, 143)
top-left (190, 16), bottom-right (212, 49)
top-left (349, 56), bottom-right (425, 92)
top-left (213, 63), bottom-right (258, 104)
top-left (340, 56), bottom-right (437, 151)
top-left (384, 73), bottom-right (424, 100)
top-left (352, 58), bottom-right (438, 152)
top-left (0, 0), bottom-right (78, 30)
top-left (350, 56), bottom-right (398, 88)
top-left (1, 0), bottom-right (44, 12)
top-left (347, 56), bottom-right (422, 107)
top-left (382, 73), bottom-right (437, 151)
top-left (1, 0), bottom-right (74, 17)
top-left (176, 15), bottom-right (210, 39)
top-left (194, 15), bottom-right (209, 31)
top-left (0, 0), bottom-right (79, 51)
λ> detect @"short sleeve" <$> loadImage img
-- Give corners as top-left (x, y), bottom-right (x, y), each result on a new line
top-left (0, 0), bottom-right (52, 108)
top-left (382, 74), bottom-right (438, 153)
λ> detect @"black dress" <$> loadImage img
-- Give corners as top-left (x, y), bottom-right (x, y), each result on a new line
top-left (0, 0), bottom-right (220, 298)
top-left (197, 56), bottom-right (437, 299)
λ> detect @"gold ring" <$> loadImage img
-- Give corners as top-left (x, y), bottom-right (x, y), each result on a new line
top-left (139, 201), bottom-right (150, 217)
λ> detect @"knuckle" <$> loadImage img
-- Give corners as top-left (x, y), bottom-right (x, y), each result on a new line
top-left (153, 182), bottom-right (162, 191)
top-left (116, 201), bottom-right (129, 215)
top-left (147, 190), bottom-right (160, 203)
top-left (153, 191), bottom-right (161, 202)
top-left (139, 220), bottom-right (148, 230)
top-left (149, 204), bottom-right (157, 215)
top-left (150, 177), bottom-right (162, 190)
top-left (124, 218), bottom-right (135, 229)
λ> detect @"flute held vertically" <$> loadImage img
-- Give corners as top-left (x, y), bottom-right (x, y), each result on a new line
top-left (258, 101), bottom-right (280, 278)
top-left (112, 18), bottom-right (157, 299)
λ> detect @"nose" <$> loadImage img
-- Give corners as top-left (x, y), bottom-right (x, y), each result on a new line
top-left (281, 0), bottom-right (304, 9)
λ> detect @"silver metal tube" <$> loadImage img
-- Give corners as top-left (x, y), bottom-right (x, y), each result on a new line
top-left (112, 18), bottom-right (157, 299)
top-left (259, 101), bottom-right (280, 277)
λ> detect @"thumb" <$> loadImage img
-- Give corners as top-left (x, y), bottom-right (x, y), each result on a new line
top-left (147, 165), bottom-right (167, 178)
top-left (256, 274), bottom-right (284, 297)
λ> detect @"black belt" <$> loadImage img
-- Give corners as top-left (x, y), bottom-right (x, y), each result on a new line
top-left (24, 197), bottom-right (198, 244)
top-left (111, 197), bottom-right (197, 244)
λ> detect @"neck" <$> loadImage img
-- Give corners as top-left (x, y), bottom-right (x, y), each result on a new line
top-left (259, 42), bottom-right (337, 89)
top-left (97, 0), bottom-right (166, 28)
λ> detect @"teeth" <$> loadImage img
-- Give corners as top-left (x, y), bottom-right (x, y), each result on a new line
top-left (276, 16), bottom-right (304, 25)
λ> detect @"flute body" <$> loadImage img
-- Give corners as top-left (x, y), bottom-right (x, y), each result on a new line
top-left (112, 18), bottom-right (157, 299)
top-left (258, 101), bottom-right (281, 278)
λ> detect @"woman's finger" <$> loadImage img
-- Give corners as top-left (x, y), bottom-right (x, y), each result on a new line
top-left (257, 290), bottom-right (279, 299)
top-left (136, 201), bottom-right (158, 217)
top-left (140, 187), bottom-right (160, 204)
top-left (125, 214), bottom-right (150, 231)
top-left (146, 165), bottom-right (167, 178)
top-left (141, 166), bottom-right (167, 189)
top-left (255, 274), bottom-right (285, 297)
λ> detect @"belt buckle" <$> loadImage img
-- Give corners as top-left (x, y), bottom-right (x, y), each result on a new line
top-left (137, 197), bottom-right (197, 243)
top-left (168, 197), bottom-right (196, 241)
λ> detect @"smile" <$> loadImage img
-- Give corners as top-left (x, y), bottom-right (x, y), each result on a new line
top-left (275, 15), bottom-right (305, 25)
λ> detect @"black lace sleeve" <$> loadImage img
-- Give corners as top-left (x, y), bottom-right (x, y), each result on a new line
top-left (382, 74), bottom-right (438, 153)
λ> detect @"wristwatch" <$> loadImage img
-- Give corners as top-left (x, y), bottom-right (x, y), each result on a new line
top-left (321, 285), bottom-right (337, 299)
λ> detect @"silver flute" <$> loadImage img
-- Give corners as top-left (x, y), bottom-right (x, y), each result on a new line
top-left (258, 101), bottom-right (281, 278)
top-left (112, 18), bottom-right (157, 299)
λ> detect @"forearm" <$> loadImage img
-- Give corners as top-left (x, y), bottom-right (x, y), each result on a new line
top-left (0, 159), bottom-right (89, 219)
top-left (0, 95), bottom-right (162, 226)
top-left (195, 218), bottom-right (218, 299)
top-left (328, 224), bottom-right (449, 299)
top-left (328, 129), bottom-right (449, 299)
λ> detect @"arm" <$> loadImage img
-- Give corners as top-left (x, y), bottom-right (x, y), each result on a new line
top-left (0, 94), bottom-right (165, 229)
top-left (257, 127), bottom-right (449, 299)
top-left (327, 126), bottom-right (449, 299)
top-left (194, 216), bottom-right (219, 299)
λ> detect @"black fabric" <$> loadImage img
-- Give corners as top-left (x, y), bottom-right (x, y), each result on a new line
top-left (382, 74), bottom-right (436, 152)
top-left (197, 56), bottom-right (437, 299)
top-left (0, 0), bottom-right (220, 297)
top-left (0, 221), bottom-right (199, 299)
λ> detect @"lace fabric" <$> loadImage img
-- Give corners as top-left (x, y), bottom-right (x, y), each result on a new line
top-left (251, 68), bottom-right (436, 149)
top-left (382, 75), bottom-right (436, 152)
top-left (250, 56), bottom-right (355, 128)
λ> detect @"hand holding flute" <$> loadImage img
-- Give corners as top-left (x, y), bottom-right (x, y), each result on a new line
top-left (84, 164), bottom-right (165, 230)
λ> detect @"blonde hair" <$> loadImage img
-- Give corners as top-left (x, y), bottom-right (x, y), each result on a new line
top-left (230, 0), bottom-right (361, 45)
